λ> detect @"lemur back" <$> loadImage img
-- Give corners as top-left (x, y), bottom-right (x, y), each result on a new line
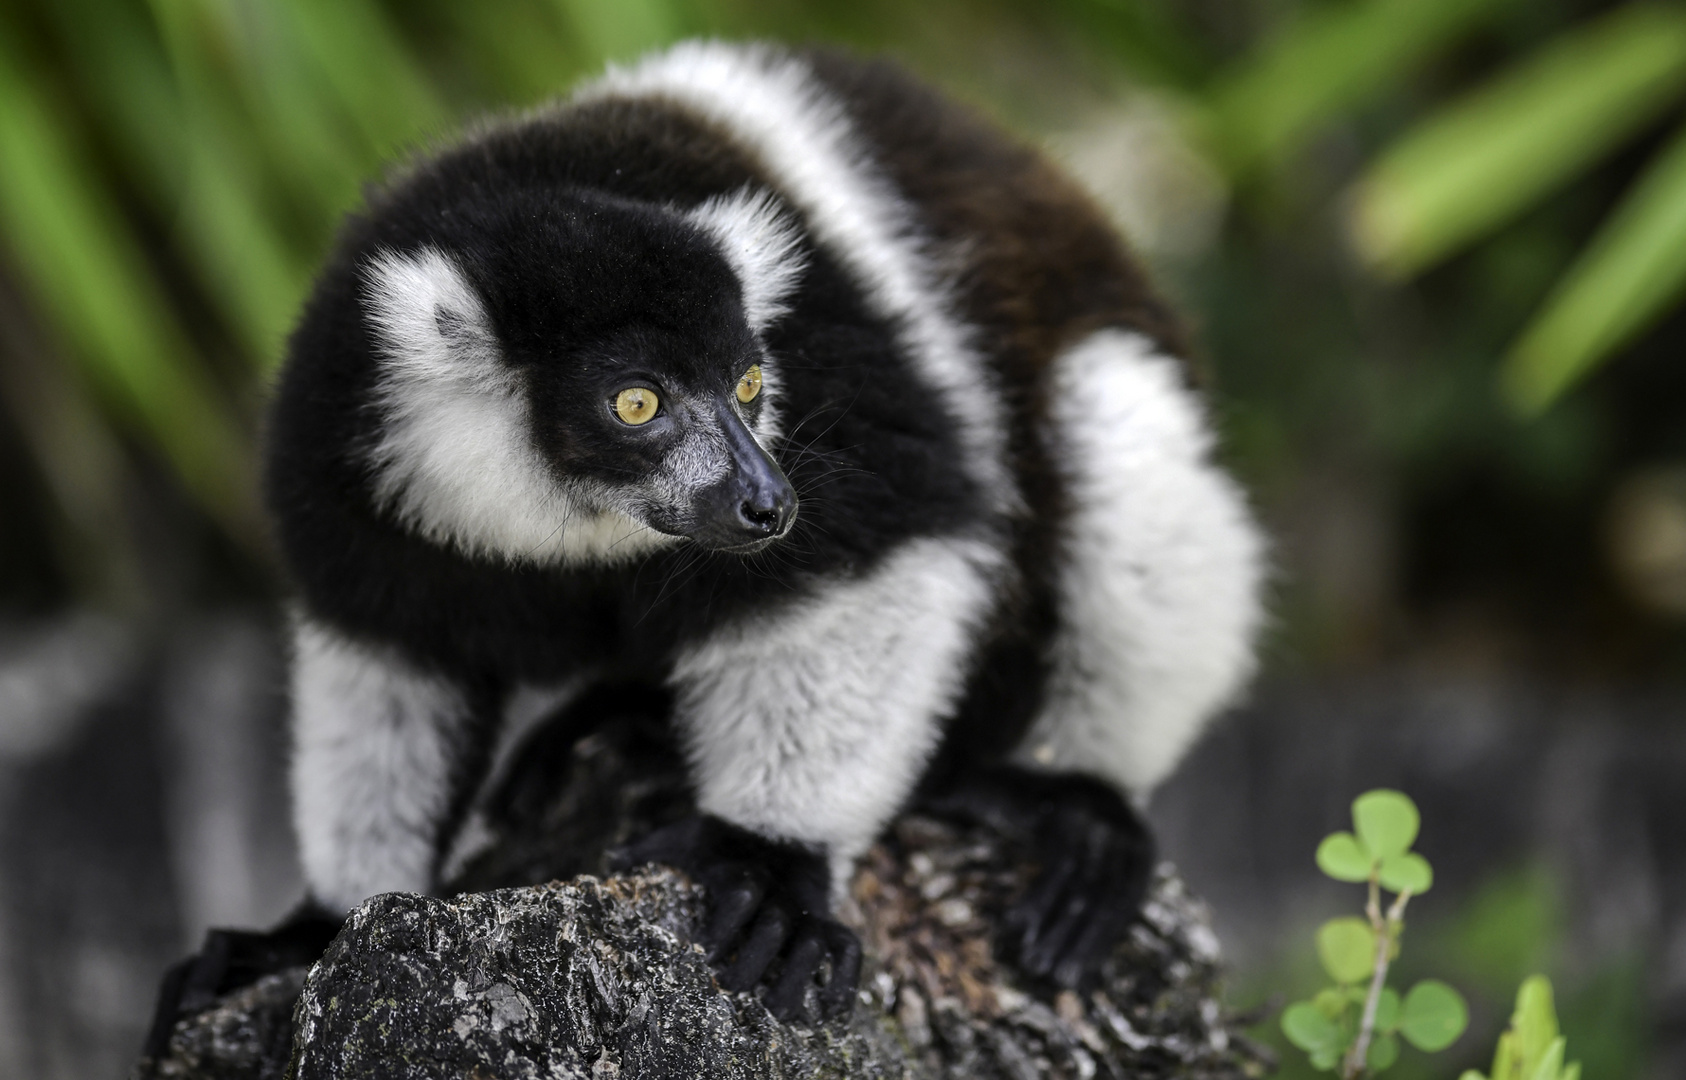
top-left (265, 42), bottom-right (1262, 1020)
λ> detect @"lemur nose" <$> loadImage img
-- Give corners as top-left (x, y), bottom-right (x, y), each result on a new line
top-left (738, 495), bottom-right (790, 536)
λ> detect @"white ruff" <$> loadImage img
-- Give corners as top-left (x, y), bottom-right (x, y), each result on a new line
top-left (360, 247), bottom-right (677, 566)
top-left (289, 618), bottom-right (471, 912)
top-left (580, 43), bottom-right (1019, 521)
top-left (670, 537), bottom-right (1005, 874)
top-left (1023, 329), bottom-right (1265, 795)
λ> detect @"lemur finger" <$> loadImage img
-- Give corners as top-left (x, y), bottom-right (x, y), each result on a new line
top-left (1047, 830), bottom-right (1153, 987)
top-left (719, 906), bottom-right (790, 992)
top-left (818, 923), bottom-right (862, 1019)
top-left (1007, 849), bottom-right (1078, 946)
top-left (764, 930), bottom-right (826, 1020)
top-left (701, 868), bottom-right (764, 960)
top-left (608, 815), bottom-right (701, 872)
top-left (1050, 907), bottom-right (1122, 989)
top-left (1017, 815), bottom-right (1112, 972)
top-left (1022, 886), bottom-right (1093, 978)
top-left (1045, 864), bottom-right (1129, 987)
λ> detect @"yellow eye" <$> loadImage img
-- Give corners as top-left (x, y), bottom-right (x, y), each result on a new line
top-left (736, 365), bottom-right (763, 404)
top-left (614, 387), bottom-right (659, 425)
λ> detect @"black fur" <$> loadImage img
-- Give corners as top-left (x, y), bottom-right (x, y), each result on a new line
top-left (266, 46), bottom-right (1188, 1013)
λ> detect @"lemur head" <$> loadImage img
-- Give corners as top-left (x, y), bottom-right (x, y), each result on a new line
top-left (356, 185), bottom-right (807, 565)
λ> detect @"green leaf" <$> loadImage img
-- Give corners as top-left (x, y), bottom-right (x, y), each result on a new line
top-left (1351, 3), bottom-right (1686, 277)
top-left (1501, 120), bottom-right (1686, 414)
top-left (1353, 790), bottom-right (1420, 859)
top-left (1512, 975), bottom-right (1560, 1067)
top-left (1314, 987), bottom-right (1351, 1019)
top-left (1374, 987), bottom-right (1402, 1033)
top-left (1529, 1036), bottom-right (1566, 1080)
top-left (1491, 1030), bottom-right (1518, 1080)
top-left (1209, 0), bottom-right (1517, 173)
top-left (1309, 1045), bottom-right (1343, 1072)
top-left (1400, 979), bottom-right (1469, 1051)
top-left (1317, 831), bottom-right (1375, 881)
top-left (1561, 1061), bottom-right (1581, 1080)
top-left (1461, 1072), bottom-right (1490, 1080)
top-left (1367, 1032), bottom-right (1400, 1071)
top-left (1379, 852), bottom-right (1434, 894)
top-left (1317, 917), bottom-right (1378, 984)
top-left (1283, 1001), bottom-right (1342, 1052)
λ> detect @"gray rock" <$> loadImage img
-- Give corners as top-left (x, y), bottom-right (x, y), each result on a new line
top-left (140, 714), bottom-right (1269, 1079)
top-left (282, 824), bottom-right (1262, 1078)
top-left (289, 871), bottom-right (910, 1080)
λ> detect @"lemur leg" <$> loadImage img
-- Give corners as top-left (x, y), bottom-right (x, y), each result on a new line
top-left (290, 617), bottom-right (493, 914)
top-left (983, 328), bottom-right (1262, 987)
top-left (147, 621), bottom-right (497, 1037)
top-left (616, 536), bottom-right (1004, 1020)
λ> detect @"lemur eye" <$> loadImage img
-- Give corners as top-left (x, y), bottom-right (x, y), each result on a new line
top-left (736, 365), bottom-right (763, 404)
top-left (614, 387), bottom-right (660, 426)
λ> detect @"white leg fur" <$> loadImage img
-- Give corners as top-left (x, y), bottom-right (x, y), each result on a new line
top-left (1022, 329), bottom-right (1265, 796)
top-left (290, 618), bottom-right (475, 913)
top-left (670, 537), bottom-right (1005, 887)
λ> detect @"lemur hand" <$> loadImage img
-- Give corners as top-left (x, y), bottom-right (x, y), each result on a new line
top-left (142, 901), bottom-right (344, 1059)
top-left (610, 814), bottom-right (861, 1022)
top-left (921, 766), bottom-right (1155, 989)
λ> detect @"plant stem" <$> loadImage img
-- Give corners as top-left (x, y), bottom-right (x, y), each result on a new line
top-left (1342, 880), bottom-right (1413, 1079)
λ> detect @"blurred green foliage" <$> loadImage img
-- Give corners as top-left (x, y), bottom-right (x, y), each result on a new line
top-left (4, 0), bottom-right (1686, 673)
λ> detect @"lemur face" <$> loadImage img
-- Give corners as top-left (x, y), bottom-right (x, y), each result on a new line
top-left (359, 187), bottom-right (803, 564)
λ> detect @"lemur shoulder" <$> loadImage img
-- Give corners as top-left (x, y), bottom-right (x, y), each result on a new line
top-left (265, 42), bottom-right (1264, 1021)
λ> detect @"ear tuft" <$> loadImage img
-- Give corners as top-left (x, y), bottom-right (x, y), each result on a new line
top-left (361, 247), bottom-right (497, 382)
top-left (687, 187), bottom-right (807, 332)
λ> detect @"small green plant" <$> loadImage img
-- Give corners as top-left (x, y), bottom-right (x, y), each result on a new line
top-left (1282, 789), bottom-right (1469, 1077)
top-left (1462, 975), bottom-right (1581, 1080)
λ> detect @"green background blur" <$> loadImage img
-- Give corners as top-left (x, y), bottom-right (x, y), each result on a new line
top-left (6, 0), bottom-right (1686, 1075)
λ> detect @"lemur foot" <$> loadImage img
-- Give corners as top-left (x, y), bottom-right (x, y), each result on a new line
top-left (142, 901), bottom-right (344, 1058)
top-left (921, 766), bottom-right (1155, 989)
top-left (611, 814), bottom-right (860, 1022)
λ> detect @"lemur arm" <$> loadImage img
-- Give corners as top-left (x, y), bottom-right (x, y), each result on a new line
top-left (289, 617), bottom-right (493, 914)
top-left (616, 535), bottom-right (1003, 1019)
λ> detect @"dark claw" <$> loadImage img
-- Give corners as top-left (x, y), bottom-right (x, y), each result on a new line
top-left (720, 906), bottom-right (791, 991)
top-left (615, 813), bottom-right (860, 1021)
top-left (701, 872), bottom-right (764, 960)
top-left (765, 932), bottom-right (825, 1019)
top-left (818, 923), bottom-right (862, 1019)
top-left (917, 765), bottom-right (1155, 989)
top-left (1007, 847), bottom-right (1078, 946)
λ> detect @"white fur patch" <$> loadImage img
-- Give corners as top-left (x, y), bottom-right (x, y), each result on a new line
top-left (1022, 329), bottom-right (1265, 796)
top-left (669, 537), bottom-right (1005, 890)
top-left (361, 247), bottom-right (677, 566)
top-left (580, 43), bottom-right (1019, 521)
top-left (289, 617), bottom-right (472, 912)
top-left (686, 187), bottom-right (806, 334)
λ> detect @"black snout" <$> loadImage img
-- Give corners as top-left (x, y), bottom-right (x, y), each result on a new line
top-left (692, 412), bottom-right (796, 551)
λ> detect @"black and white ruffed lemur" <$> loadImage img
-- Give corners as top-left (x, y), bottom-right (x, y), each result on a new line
top-left (265, 43), bottom-right (1264, 1021)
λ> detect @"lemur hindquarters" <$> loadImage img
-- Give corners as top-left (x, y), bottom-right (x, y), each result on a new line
top-left (265, 42), bottom-right (1263, 1020)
